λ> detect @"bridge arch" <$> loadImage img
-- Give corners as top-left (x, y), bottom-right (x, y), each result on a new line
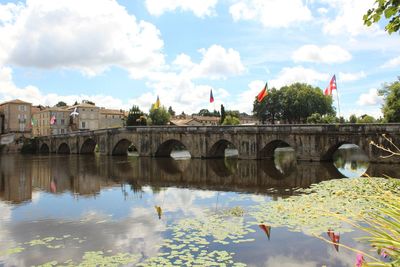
top-left (259, 140), bottom-right (293, 159)
top-left (39, 143), bottom-right (50, 154)
top-left (155, 139), bottom-right (190, 158)
top-left (80, 138), bottom-right (97, 154)
top-left (321, 141), bottom-right (369, 161)
top-left (57, 143), bottom-right (71, 154)
top-left (112, 139), bottom-right (138, 156)
top-left (207, 139), bottom-right (238, 158)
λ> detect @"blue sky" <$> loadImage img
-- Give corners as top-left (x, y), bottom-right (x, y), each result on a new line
top-left (0, 0), bottom-right (399, 118)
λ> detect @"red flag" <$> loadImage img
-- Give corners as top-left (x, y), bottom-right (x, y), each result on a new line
top-left (257, 82), bottom-right (268, 102)
top-left (210, 89), bottom-right (214, 103)
top-left (324, 75), bottom-right (337, 96)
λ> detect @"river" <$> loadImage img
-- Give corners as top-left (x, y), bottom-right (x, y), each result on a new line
top-left (0, 147), bottom-right (398, 266)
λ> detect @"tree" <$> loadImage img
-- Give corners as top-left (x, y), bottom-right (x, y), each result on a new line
top-left (82, 100), bottom-right (95, 105)
top-left (55, 101), bottom-right (67, 107)
top-left (253, 83), bottom-right (334, 124)
top-left (149, 106), bottom-right (171, 125)
top-left (381, 79), bottom-right (400, 122)
top-left (364, 0), bottom-right (400, 34)
top-left (349, 114), bottom-right (358, 123)
top-left (126, 105), bottom-right (146, 126)
top-left (73, 101), bottom-right (79, 106)
top-left (220, 105), bottom-right (226, 124)
top-left (253, 87), bottom-right (282, 124)
top-left (168, 106), bottom-right (176, 116)
top-left (197, 109), bottom-right (212, 116)
top-left (222, 115), bottom-right (240, 125)
top-left (357, 114), bottom-right (376, 123)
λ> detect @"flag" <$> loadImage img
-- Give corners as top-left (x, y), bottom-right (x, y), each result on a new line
top-left (210, 89), bottom-right (214, 103)
top-left (154, 95), bottom-right (160, 109)
top-left (31, 117), bottom-right (37, 127)
top-left (70, 107), bottom-right (79, 118)
top-left (324, 75), bottom-right (337, 96)
top-left (259, 224), bottom-right (271, 240)
top-left (257, 82), bottom-right (268, 102)
top-left (50, 115), bottom-right (56, 125)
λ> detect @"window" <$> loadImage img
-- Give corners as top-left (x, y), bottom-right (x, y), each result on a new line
top-left (19, 105), bottom-right (26, 111)
top-left (82, 121), bottom-right (86, 128)
top-left (61, 119), bottom-right (65, 125)
top-left (61, 129), bottom-right (65, 134)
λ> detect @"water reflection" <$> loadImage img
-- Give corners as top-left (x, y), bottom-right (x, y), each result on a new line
top-left (0, 153), bottom-right (397, 267)
top-left (0, 153), bottom-right (396, 204)
top-left (333, 144), bottom-right (369, 178)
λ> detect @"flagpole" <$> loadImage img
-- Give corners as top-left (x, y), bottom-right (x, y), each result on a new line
top-left (336, 82), bottom-right (341, 119)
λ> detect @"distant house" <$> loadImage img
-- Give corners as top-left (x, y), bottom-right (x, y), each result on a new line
top-left (68, 103), bottom-right (100, 131)
top-left (0, 99), bottom-right (32, 137)
top-left (32, 107), bottom-right (71, 136)
top-left (191, 115), bottom-right (220, 126)
top-left (99, 108), bottom-right (125, 129)
top-left (170, 115), bottom-right (220, 126)
top-left (170, 118), bottom-right (202, 126)
top-left (239, 115), bottom-right (259, 125)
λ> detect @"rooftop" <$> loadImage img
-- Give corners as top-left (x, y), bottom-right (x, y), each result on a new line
top-left (0, 99), bottom-right (32, 105)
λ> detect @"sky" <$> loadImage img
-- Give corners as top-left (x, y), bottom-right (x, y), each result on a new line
top-left (0, 0), bottom-right (399, 118)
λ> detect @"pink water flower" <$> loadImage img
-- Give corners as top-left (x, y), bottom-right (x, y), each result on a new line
top-left (356, 253), bottom-right (365, 267)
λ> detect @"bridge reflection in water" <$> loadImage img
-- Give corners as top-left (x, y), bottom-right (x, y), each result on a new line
top-left (1, 152), bottom-right (398, 204)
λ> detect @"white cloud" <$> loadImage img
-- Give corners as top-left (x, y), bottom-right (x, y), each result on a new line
top-left (292, 45), bottom-right (352, 64)
top-left (145, 0), bottom-right (217, 17)
top-left (338, 71), bottom-right (366, 82)
top-left (0, 67), bottom-right (130, 109)
top-left (269, 66), bottom-right (329, 89)
top-left (381, 56), bottom-right (400, 68)
top-left (194, 45), bottom-right (245, 79)
top-left (229, 0), bottom-right (312, 28)
top-left (322, 0), bottom-right (379, 36)
top-left (173, 45), bottom-right (245, 80)
top-left (0, 0), bottom-right (165, 78)
top-left (357, 88), bottom-right (383, 106)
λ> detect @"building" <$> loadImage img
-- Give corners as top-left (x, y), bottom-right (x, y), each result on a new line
top-left (99, 108), bottom-right (125, 129)
top-left (192, 115), bottom-right (220, 126)
top-left (68, 103), bottom-right (100, 131)
top-left (239, 115), bottom-right (260, 125)
top-left (170, 117), bottom-right (203, 126)
top-left (32, 107), bottom-right (71, 136)
top-left (0, 99), bottom-right (32, 137)
top-left (0, 111), bottom-right (4, 134)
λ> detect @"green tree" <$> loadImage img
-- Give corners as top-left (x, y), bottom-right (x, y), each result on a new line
top-left (168, 106), bottom-right (176, 116)
top-left (253, 87), bottom-right (282, 124)
top-left (55, 101), bottom-right (67, 107)
top-left (349, 114), bottom-right (358, 123)
top-left (381, 79), bottom-right (400, 122)
top-left (126, 105), bottom-right (146, 126)
top-left (82, 100), bottom-right (95, 105)
top-left (357, 114), bottom-right (376, 123)
top-left (364, 0), bottom-right (400, 34)
top-left (254, 83), bottom-right (334, 124)
top-left (220, 104), bottom-right (226, 124)
top-left (197, 109), bottom-right (212, 116)
top-left (222, 115), bottom-right (240, 125)
top-left (73, 101), bottom-right (79, 106)
top-left (306, 113), bottom-right (322, 124)
top-left (149, 106), bottom-right (171, 125)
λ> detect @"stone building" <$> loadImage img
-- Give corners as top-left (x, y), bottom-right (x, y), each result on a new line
top-left (32, 107), bottom-right (71, 136)
top-left (0, 99), bottom-right (32, 137)
top-left (191, 115), bottom-right (220, 126)
top-left (99, 108), bottom-right (124, 129)
top-left (68, 103), bottom-right (100, 131)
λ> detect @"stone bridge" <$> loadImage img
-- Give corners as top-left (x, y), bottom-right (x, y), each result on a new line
top-left (35, 124), bottom-right (400, 163)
